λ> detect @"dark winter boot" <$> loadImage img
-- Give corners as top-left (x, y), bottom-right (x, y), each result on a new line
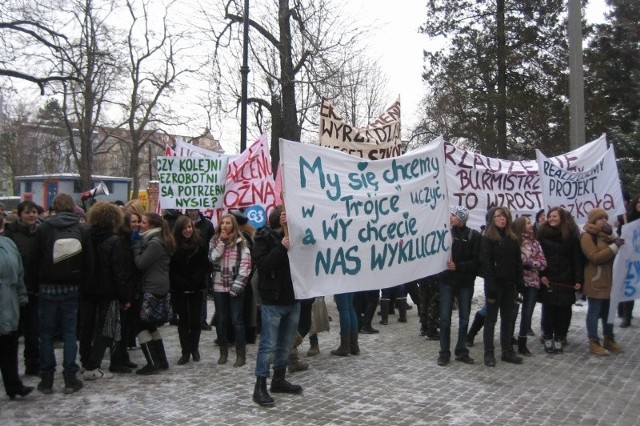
top-left (234, 347), bottom-right (246, 367)
top-left (177, 353), bottom-right (190, 365)
top-left (350, 333), bottom-right (360, 355)
top-left (62, 371), bottom-right (83, 394)
top-left (153, 339), bottom-right (169, 370)
top-left (253, 376), bottom-right (275, 407)
top-left (501, 349), bottom-right (523, 364)
top-left (190, 333), bottom-right (201, 362)
top-left (177, 328), bottom-right (190, 365)
top-left (218, 345), bottom-right (229, 364)
top-left (361, 299), bottom-right (379, 334)
top-left (466, 311), bottom-right (485, 347)
top-left (270, 368), bottom-right (303, 394)
top-left (517, 336), bottom-right (531, 356)
top-left (136, 342), bottom-right (159, 375)
top-left (330, 335), bottom-right (351, 357)
top-left (378, 299), bottom-right (390, 325)
top-left (37, 372), bottom-right (54, 394)
top-left (397, 297), bottom-right (408, 323)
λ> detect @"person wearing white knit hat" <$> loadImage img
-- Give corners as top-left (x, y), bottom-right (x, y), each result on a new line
top-left (436, 206), bottom-right (481, 366)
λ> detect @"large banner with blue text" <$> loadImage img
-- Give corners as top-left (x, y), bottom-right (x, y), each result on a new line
top-left (536, 146), bottom-right (625, 225)
top-left (280, 138), bottom-right (450, 299)
top-left (609, 218), bottom-right (640, 323)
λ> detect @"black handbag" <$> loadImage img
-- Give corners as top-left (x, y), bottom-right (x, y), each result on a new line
top-left (140, 292), bottom-right (172, 325)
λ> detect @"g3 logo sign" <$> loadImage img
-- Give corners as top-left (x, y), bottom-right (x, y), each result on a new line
top-left (245, 205), bottom-right (266, 228)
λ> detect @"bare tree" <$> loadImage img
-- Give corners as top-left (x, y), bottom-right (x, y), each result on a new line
top-left (204, 0), bottom-right (363, 169)
top-left (100, 0), bottom-right (205, 198)
top-left (0, 16), bottom-right (80, 94)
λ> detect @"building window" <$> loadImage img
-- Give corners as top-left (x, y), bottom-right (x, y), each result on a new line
top-left (24, 181), bottom-right (32, 192)
top-left (74, 180), bottom-right (83, 193)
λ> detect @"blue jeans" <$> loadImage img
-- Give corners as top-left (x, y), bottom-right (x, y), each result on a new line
top-left (586, 297), bottom-right (614, 339)
top-left (213, 291), bottom-right (246, 349)
top-left (518, 287), bottom-right (538, 337)
top-left (255, 302), bottom-right (300, 378)
top-left (335, 292), bottom-right (358, 335)
top-left (439, 282), bottom-right (473, 358)
top-left (39, 291), bottom-right (80, 375)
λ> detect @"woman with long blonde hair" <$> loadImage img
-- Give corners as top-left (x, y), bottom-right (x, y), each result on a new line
top-left (209, 213), bottom-right (252, 367)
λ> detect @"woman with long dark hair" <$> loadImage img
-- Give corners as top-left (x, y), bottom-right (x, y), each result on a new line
top-left (537, 207), bottom-right (583, 354)
top-left (480, 207), bottom-right (524, 367)
top-left (170, 216), bottom-right (210, 365)
top-left (108, 212), bottom-right (140, 372)
top-left (132, 212), bottom-right (176, 374)
top-left (511, 216), bottom-right (547, 356)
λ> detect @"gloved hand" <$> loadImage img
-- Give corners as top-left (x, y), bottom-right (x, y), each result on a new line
top-left (131, 230), bottom-right (142, 242)
top-left (522, 260), bottom-right (533, 270)
top-left (602, 223), bottom-right (613, 235)
top-left (614, 238), bottom-right (625, 247)
top-left (229, 282), bottom-right (243, 296)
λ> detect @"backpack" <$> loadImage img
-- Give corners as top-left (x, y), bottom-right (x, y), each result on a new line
top-left (49, 224), bottom-right (85, 281)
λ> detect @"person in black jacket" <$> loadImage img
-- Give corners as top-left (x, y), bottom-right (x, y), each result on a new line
top-left (170, 215), bottom-right (210, 365)
top-left (185, 209), bottom-right (215, 331)
top-left (4, 200), bottom-right (41, 376)
top-left (35, 193), bottom-right (94, 395)
top-left (437, 206), bottom-right (481, 366)
top-left (537, 207), bottom-right (583, 353)
top-left (252, 206), bottom-right (303, 407)
top-left (480, 206), bottom-right (524, 367)
top-left (79, 201), bottom-right (128, 381)
top-left (108, 211), bottom-right (141, 372)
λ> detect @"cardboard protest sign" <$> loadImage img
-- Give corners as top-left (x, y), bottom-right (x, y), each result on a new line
top-left (157, 156), bottom-right (228, 209)
top-left (609, 218), bottom-right (640, 323)
top-left (536, 146), bottom-right (625, 224)
top-left (318, 97), bottom-right (403, 160)
top-left (224, 134), bottom-right (278, 228)
top-left (163, 135), bottom-right (277, 228)
top-left (444, 135), bottom-right (608, 230)
top-left (280, 138), bottom-right (450, 299)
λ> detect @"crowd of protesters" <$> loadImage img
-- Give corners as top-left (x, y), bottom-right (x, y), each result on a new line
top-left (0, 194), bottom-right (635, 408)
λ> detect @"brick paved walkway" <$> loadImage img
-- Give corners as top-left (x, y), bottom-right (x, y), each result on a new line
top-left (1, 284), bottom-right (639, 425)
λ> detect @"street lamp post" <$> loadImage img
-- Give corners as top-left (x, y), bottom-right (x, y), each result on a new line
top-left (240, 0), bottom-right (250, 153)
top-left (568, 0), bottom-right (585, 150)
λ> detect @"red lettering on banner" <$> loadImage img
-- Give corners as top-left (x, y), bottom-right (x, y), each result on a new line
top-left (224, 180), bottom-right (277, 210)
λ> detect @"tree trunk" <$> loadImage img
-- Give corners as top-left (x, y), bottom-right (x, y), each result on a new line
top-left (496, 0), bottom-right (507, 158)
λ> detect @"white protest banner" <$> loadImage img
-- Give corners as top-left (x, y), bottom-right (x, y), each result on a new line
top-left (224, 134), bottom-right (278, 229)
top-left (157, 156), bottom-right (228, 209)
top-left (280, 138), bottom-right (450, 299)
top-left (173, 140), bottom-right (228, 158)
top-left (444, 135), bottom-right (608, 230)
top-left (609, 218), bottom-right (640, 323)
top-left (318, 97), bottom-right (403, 160)
top-left (536, 146), bottom-right (625, 225)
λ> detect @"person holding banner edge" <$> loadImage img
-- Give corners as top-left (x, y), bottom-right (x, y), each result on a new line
top-left (580, 208), bottom-right (624, 355)
top-left (252, 206), bottom-right (303, 407)
top-left (437, 206), bottom-right (481, 366)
